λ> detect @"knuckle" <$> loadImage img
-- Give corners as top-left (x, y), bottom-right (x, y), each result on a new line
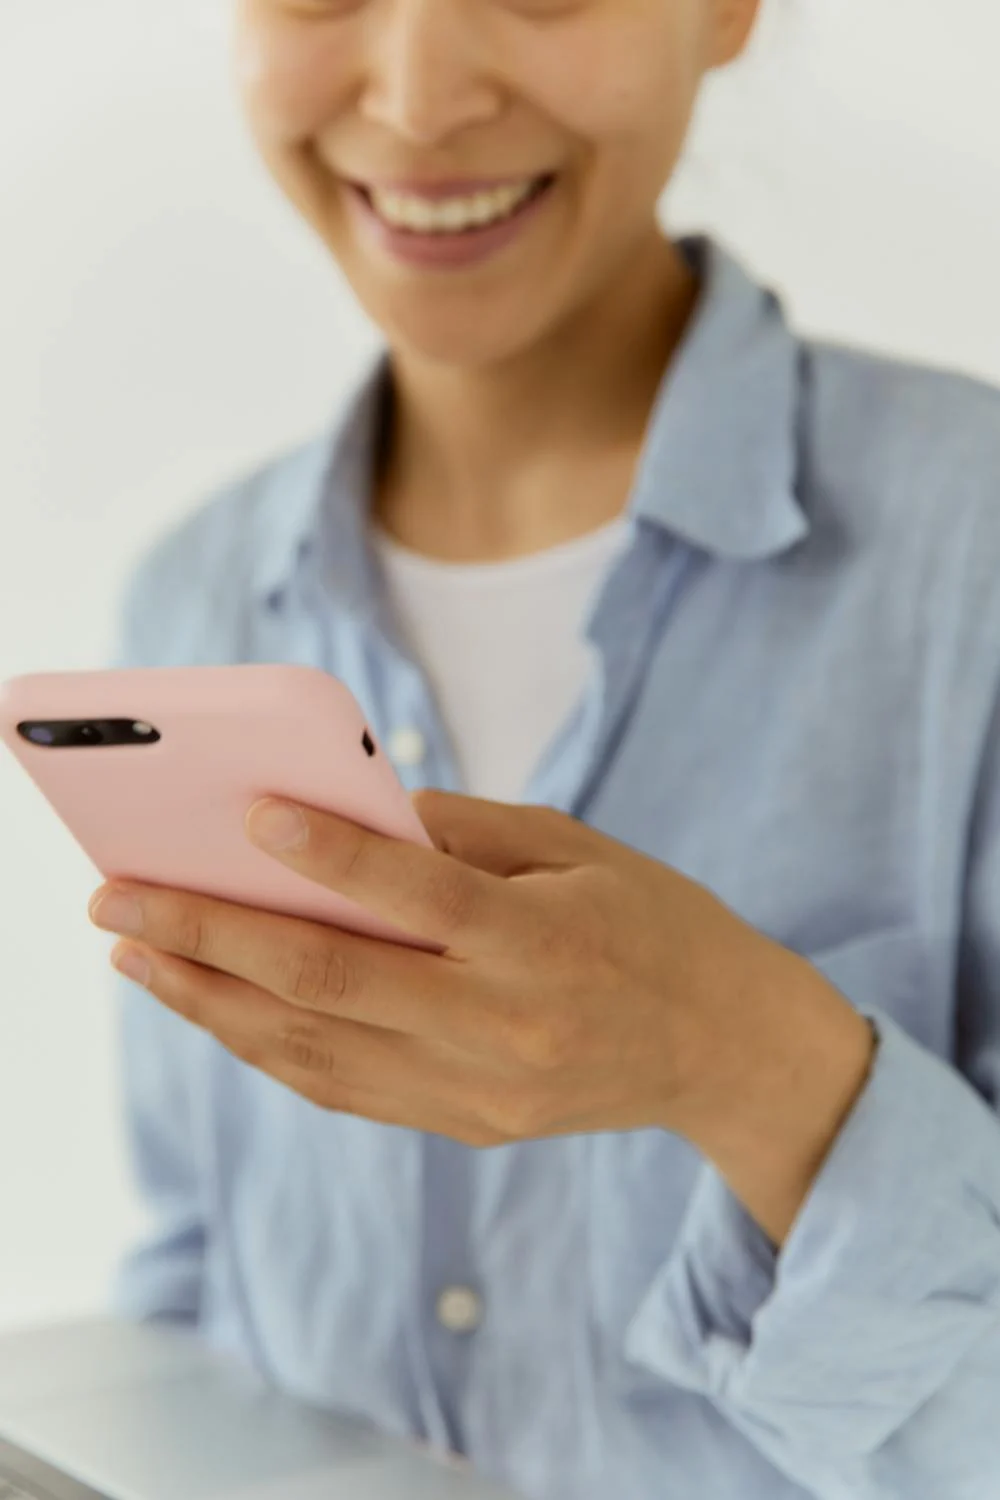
top-left (319, 946), bottom-right (353, 1007)
top-left (170, 903), bottom-right (212, 964)
top-left (516, 1008), bottom-right (581, 1071)
top-left (495, 1000), bottom-right (581, 1072)
top-left (276, 1022), bottom-right (331, 1074)
top-left (479, 1084), bottom-right (548, 1142)
top-left (284, 943), bottom-right (352, 1009)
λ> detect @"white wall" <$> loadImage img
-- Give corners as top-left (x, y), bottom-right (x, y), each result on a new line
top-left (1, 0), bottom-right (998, 1333)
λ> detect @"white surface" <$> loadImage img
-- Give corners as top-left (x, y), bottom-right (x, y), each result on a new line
top-left (0, 0), bottom-right (999, 1332)
top-left (0, 1320), bottom-right (514, 1499)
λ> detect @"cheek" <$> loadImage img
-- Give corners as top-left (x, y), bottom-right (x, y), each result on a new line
top-left (234, 17), bottom-right (353, 143)
top-left (520, 25), bottom-right (700, 174)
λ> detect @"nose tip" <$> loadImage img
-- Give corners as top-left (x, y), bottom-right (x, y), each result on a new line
top-left (358, 53), bottom-right (503, 148)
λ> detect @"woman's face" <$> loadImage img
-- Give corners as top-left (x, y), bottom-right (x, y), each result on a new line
top-left (235, 0), bottom-right (759, 366)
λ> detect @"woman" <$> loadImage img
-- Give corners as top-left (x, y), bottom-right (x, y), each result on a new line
top-left (91, 1), bottom-right (1000, 1495)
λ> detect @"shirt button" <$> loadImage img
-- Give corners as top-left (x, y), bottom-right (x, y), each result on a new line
top-left (387, 726), bottom-right (427, 768)
top-left (436, 1285), bottom-right (483, 1334)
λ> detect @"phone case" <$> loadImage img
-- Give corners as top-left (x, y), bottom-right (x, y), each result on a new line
top-left (0, 663), bottom-right (443, 953)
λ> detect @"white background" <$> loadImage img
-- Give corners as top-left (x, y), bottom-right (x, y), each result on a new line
top-left (1, 0), bottom-right (998, 1332)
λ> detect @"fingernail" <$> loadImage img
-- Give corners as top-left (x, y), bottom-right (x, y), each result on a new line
top-left (90, 890), bottom-right (144, 935)
top-left (111, 943), bottom-right (151, 988)
top-left (247, 800), bottom-right (308, 852)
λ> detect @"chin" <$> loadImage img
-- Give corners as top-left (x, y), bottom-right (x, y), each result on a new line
top-left (365, 295), bottom-right (552, 372)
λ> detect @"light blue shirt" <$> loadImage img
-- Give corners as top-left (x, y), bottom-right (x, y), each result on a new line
top-left (112, 237), bottom-right (1000, 1499)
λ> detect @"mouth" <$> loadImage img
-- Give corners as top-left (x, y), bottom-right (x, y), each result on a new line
top-left (348, 173), bottom-right (556, 237)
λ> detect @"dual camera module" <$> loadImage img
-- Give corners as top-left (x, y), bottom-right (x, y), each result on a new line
top-left (18, 722), bottom-right (377, 755)
top-left (18, 722), bottom-right (377, 754)
top-left (16, 719), bottom-right (162, 749)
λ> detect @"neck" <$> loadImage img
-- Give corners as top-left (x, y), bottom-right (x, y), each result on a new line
top-left (373, 229), bottom-right (699, 562)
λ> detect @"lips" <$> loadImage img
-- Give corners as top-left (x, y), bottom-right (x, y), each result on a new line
top-left (342, 172), bottom-right (557, 270)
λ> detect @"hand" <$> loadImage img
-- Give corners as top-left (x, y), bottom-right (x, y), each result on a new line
top-left (89, 792), bottom-right (875, 1244)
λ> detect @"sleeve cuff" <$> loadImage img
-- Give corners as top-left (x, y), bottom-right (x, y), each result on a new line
top-left (624, 1006), bottom-right (1000, 1459)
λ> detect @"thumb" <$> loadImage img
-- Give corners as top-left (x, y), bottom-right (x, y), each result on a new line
top-left (410, 789), bottom-right (587, 878)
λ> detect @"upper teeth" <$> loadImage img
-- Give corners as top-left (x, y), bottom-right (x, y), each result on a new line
top-left (368, 179), bottom-right (539, 234)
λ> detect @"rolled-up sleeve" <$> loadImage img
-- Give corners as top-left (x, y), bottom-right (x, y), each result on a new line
top-left (623, 689), bottom-right (1000, 1498)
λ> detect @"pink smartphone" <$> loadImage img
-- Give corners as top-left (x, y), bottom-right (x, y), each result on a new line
top-left (0, 663), bottom-right (443, 953)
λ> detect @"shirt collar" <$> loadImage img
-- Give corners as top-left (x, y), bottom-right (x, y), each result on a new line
top-left (249, 234), bottom-right (809, 608)
top-left (249, 358), bottom-right (389, 612)
top-left (628, 235), bottom-right (809, 558)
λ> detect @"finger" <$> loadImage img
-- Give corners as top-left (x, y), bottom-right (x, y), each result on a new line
top-left (412, 789), bottom-right (593, 877)
top-left (95, 886), bottom-right (503, 1050)
top-left (245, 798), bottom-right (531, 956)
top-left (111, 942), bottom-right (506, 1146)
top-left (112, 936), bottom-right (432, 1079)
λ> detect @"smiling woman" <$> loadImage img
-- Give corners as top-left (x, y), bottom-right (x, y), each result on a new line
top-left (5, 0), bottom-right (1000, 1497)
top-left (232, 0), bottom-right (738, 370)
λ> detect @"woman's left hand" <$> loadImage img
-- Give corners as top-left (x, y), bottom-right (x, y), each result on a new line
top-left (89, 790), bottom-right (876, 1245)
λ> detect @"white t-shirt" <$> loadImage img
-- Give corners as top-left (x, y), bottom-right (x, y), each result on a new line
top-left (371, 516), bottom-right (632, 803)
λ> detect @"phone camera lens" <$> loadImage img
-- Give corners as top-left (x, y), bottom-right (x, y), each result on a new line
top-left (27, 726), bottom-right (55, 746)
top-left (70, 723), bottom-right (103, 746)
